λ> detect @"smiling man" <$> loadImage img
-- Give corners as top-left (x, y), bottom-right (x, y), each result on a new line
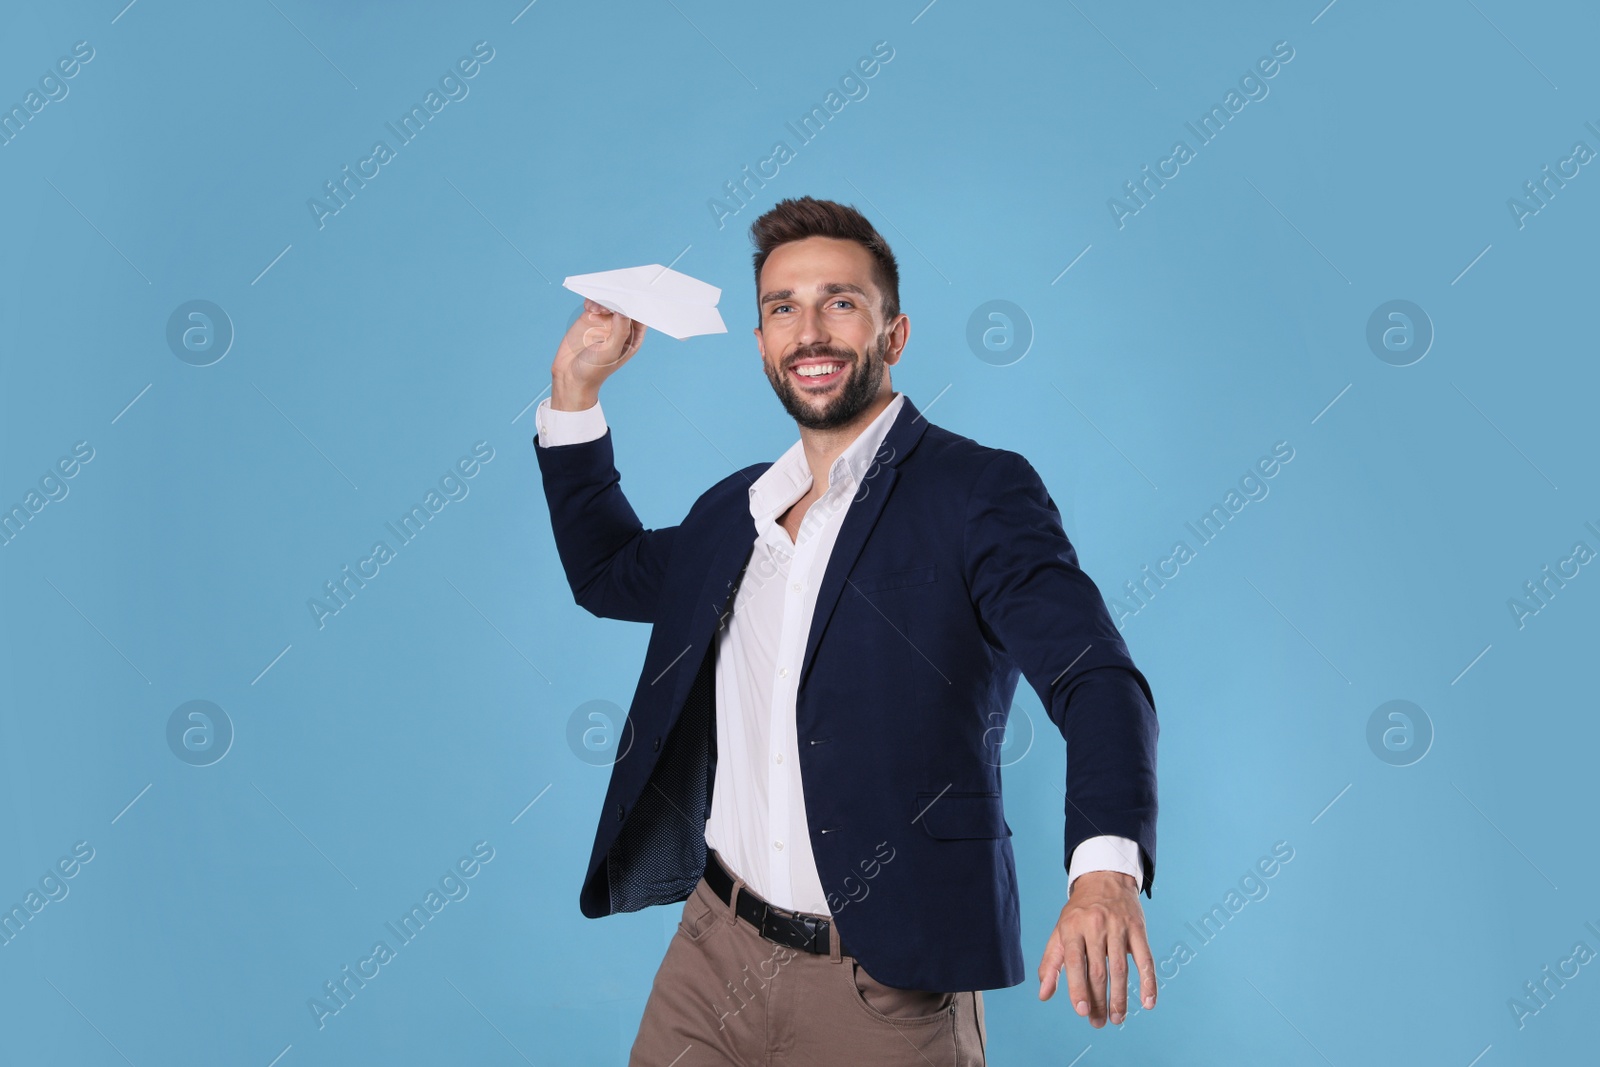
top-left (533, 196), bottom-right (1160, 1065)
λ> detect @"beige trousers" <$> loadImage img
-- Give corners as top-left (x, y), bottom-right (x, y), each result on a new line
top-left (628, 856), bottom-right (987, 1066)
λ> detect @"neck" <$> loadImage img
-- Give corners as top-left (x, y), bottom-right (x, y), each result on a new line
top-left (797, 388), bottom-right (897, 493)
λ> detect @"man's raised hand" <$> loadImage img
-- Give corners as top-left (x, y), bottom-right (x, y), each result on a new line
top-left (550, 299), bottom-right (646, 411)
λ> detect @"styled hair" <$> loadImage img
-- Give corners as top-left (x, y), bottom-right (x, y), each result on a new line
top-left (749, 196), bottom-right (900, 326)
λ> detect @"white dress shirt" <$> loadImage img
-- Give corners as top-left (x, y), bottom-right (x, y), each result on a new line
top-left (535, 392), bottom-right (1143, 914)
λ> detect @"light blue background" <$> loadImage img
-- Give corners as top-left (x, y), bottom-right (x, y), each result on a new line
top-left (2, 1), bottom-right (1596, 1064)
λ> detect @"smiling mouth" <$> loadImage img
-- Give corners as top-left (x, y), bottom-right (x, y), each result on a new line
top-left (790, 360), bottom-right (846, 387)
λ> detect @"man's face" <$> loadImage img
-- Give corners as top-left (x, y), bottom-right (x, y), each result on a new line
top-left (754, 237), bottom-right (905, 431)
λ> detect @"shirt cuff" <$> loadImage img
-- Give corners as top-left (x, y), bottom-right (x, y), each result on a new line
top-left (534, 395), bottom-right (608, 448)
top-left (1067, 835), bottom-right (1144, 894)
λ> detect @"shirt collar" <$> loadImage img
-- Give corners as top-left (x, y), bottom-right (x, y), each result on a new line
top-left (748, 392), bottom-right (907, 525)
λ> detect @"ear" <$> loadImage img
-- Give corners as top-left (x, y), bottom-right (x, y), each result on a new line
top-left (883, 313), bottom-right (910, 365)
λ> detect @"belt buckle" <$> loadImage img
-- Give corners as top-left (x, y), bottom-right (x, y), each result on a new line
top-left (760, 905), bottom-right (822, 953)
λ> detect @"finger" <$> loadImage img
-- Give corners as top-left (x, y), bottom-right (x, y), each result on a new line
top-left (624, 317), bottom-right (647, 356)
top-left (565, 303), bottom-right (616, 358)
top-left (605, 312), bottom-right (634, 355)
top-left (1130, 923), bottom-right (1158, 1011)
top-left (1062, 934), bottom-right (1091, 1021)
top-left (590, 313), bottom-right (636, 367)
top-left (1107, 930), bottom-right (1129, 1024)
top-left (1037, 936), bottom-right (1064, 1000)
top-left (577, 301), bottom-right (620, 334)
top-left (1084, 933), bottom-right (1108, 1028)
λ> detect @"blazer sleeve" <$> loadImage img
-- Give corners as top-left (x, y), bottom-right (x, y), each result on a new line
top-left (534, 426), bottom-right (678, 625)
top-left (961, 448), bottom-right (1160, 895)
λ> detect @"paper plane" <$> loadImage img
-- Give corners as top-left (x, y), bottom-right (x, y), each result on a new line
top-left (562, 264), bottom-right (728, 341)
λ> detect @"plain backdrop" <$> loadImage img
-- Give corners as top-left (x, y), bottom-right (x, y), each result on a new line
top-left (1, 1), bottom-right (1596, 1064)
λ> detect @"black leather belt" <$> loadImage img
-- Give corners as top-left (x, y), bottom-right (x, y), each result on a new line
top-left (703, 850), bottom-right (848, 958)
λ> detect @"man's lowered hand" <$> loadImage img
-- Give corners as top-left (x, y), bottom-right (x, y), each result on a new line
top-left (1037, 870), bottom-right (1156, 1027)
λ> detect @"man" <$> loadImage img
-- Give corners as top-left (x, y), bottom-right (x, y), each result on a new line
top-left (534, 196), bottom-right (1159, 1065)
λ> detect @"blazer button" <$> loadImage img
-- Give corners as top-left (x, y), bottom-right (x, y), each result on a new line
top-left (652, 736), bottom-right (661, 752)
top-left (615, 803), bottom-right (625, 821)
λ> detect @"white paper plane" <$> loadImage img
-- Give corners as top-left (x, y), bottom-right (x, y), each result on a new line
top-left (562, 264), bottom-right (728, 341)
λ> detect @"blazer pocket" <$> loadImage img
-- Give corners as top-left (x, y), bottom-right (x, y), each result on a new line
top-left (913, 791), bottom-right (1012, 840)
top-left (848, 566), bottom-right (937, 597)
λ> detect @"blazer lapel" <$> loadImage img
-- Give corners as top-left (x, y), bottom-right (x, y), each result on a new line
top-left (797, 396), bottom-right (931, 689)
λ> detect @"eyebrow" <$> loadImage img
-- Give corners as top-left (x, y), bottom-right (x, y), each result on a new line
top-left (759, 282), bottom-right (870, 307)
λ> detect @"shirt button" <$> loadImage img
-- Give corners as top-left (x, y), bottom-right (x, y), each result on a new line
top-left (778, 667), bottom-right (789, 678)
top-left (792, 582), bottom-right (802, 592)
top-left (774, 839), bottom-right (784, 851)
top-left (774, 752), bottom-right (784, 764)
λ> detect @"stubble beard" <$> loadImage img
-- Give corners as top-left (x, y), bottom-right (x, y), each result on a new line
top-left (765, 330), bottom-right (889, 431)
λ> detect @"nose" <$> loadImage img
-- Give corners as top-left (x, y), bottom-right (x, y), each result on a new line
top-left (791, 305), bottom-right (830, 350)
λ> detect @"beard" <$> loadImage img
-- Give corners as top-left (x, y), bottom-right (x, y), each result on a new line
top-left (764, 330), bottom-right (889, 431)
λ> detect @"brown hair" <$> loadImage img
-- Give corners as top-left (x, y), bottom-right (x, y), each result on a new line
top-left (749, 196), bottom-right (900, 326)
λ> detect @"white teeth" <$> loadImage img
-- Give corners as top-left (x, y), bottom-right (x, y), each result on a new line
top-left (795, 363), bottom-right (842, 377)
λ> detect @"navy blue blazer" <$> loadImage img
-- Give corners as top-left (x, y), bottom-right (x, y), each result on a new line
top-left (534, 393), bottom-right (1158, 992)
